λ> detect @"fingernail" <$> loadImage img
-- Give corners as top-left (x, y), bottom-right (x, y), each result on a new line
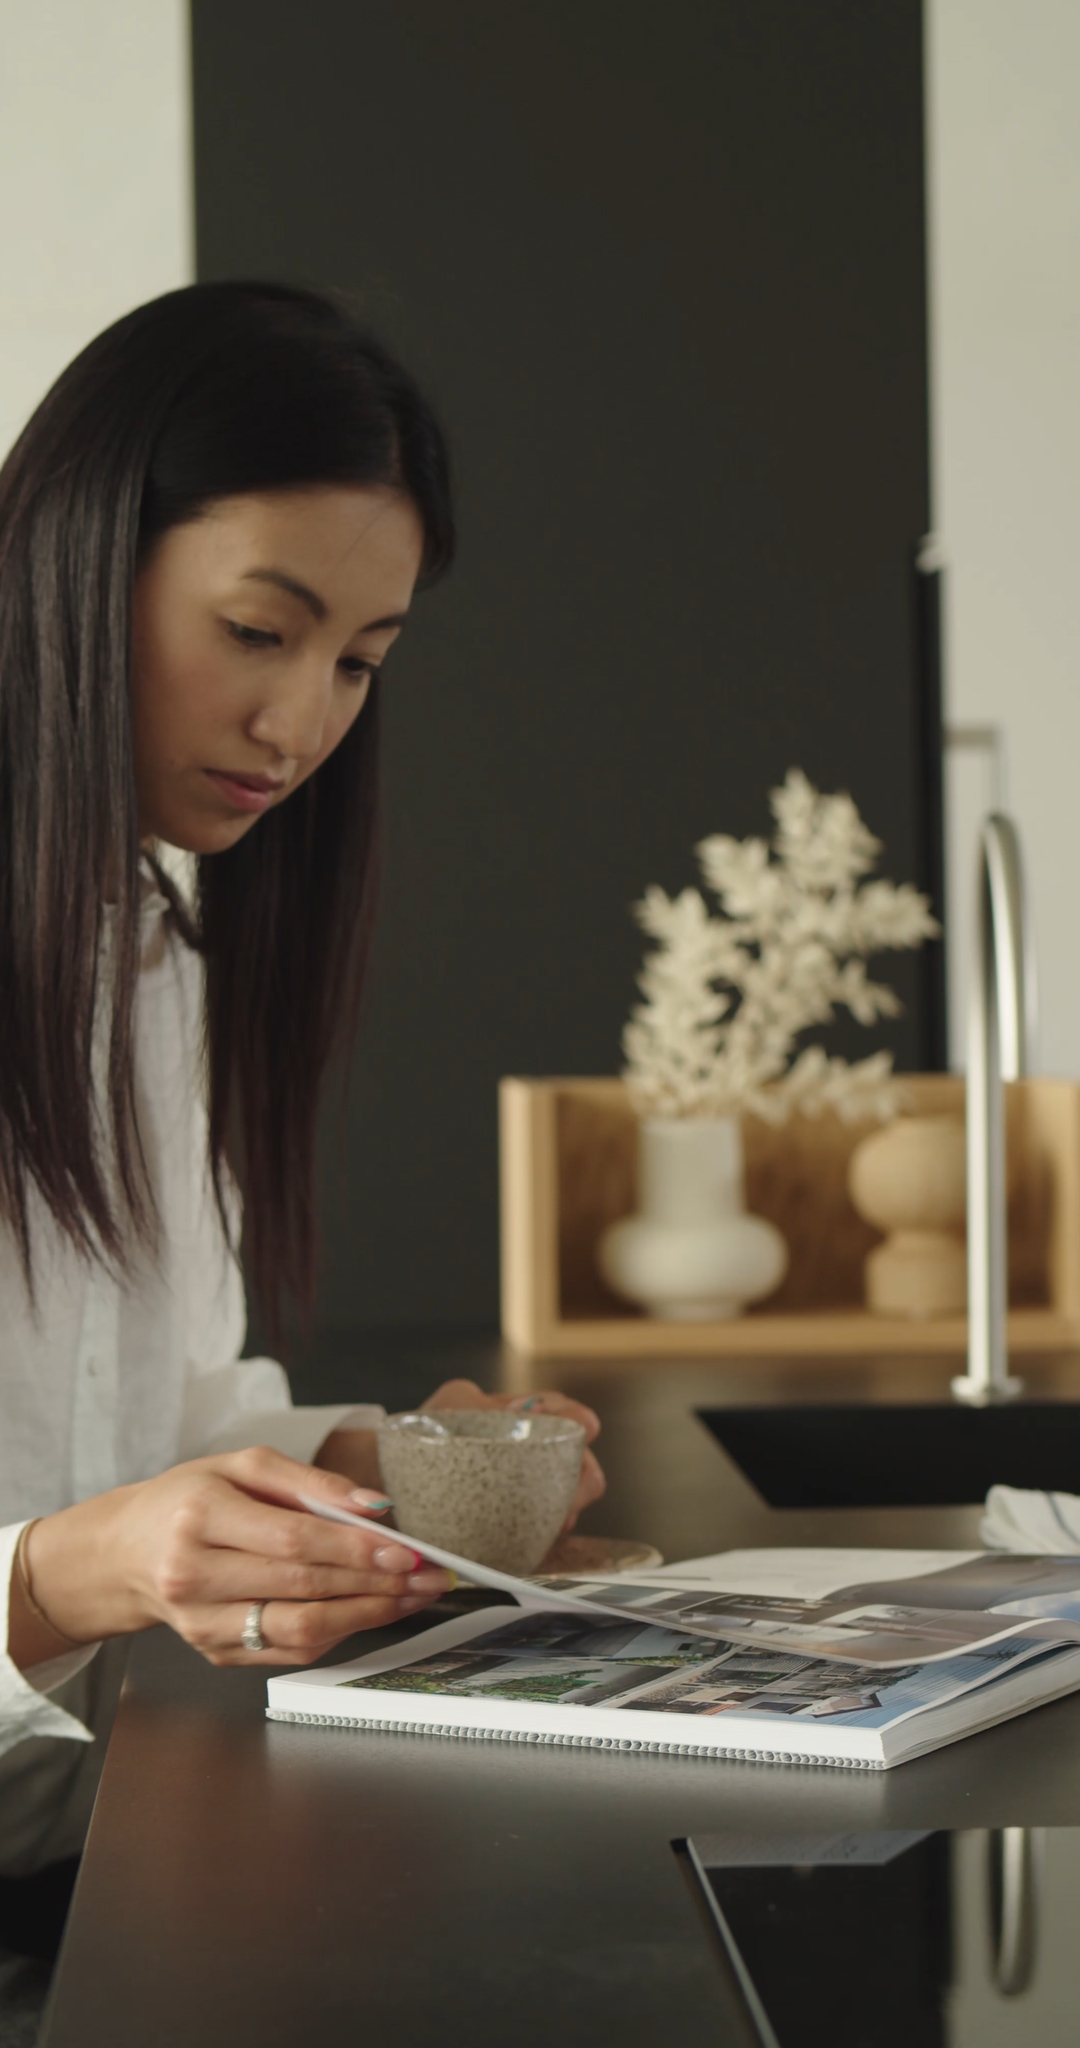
top-left (374, 1543), bottom-right (420, 1573)
top-left (409, 1569), bottom-right (454, 1595)
top-left (509, 1395), bottom-right (542, 1412)
top-left (348, 1491), bottom-right (394, 1511)
top-left (397, 1594), bottom-right (433, 1613)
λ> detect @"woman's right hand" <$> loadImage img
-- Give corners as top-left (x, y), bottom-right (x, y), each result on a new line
top-left (10, 1447), bottom-right (453, 1670)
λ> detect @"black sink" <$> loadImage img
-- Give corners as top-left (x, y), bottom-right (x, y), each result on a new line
top-left (696, 1402), bottom-right (1080, 1508)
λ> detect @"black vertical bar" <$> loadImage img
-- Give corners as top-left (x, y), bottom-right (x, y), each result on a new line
top-left (913, 540), bottom-right (948, 1069)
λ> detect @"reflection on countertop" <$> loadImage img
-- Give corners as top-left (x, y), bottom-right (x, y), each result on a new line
top-left (688, 1825), bottom-right (1080, 2047)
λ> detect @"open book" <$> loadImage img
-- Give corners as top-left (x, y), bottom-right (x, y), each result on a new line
top-left (267, 1542), bottom-right (1080, 1769)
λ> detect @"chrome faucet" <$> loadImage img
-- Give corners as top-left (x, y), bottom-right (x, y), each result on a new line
top-left (951, 814), bottom-right (1036, 1405)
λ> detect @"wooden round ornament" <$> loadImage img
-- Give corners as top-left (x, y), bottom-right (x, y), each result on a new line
top-left (847, 1113), bottom-right (967, 1319)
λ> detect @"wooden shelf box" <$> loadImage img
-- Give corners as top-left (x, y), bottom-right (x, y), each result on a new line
top-left (499, 1075), bottom-right (1080, 1358)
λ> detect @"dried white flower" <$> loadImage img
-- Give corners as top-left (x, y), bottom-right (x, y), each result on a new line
top-left (623, 769), bottom-right (938, 1122)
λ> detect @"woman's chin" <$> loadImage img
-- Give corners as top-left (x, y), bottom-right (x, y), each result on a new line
top-left (148, 811), bottom-right (261, 858)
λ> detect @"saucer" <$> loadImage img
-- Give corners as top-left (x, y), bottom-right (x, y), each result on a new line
top-left (531, 1534), bottom-right (663, 1577)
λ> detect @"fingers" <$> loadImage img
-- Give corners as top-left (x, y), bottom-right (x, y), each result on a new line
top-left (577, 1447), bottom-right (606, 1509)
top-left (420, 1379), bottom-right (488, 1412)
top-left (169, 1550), bottom-right (451, 1606)
top-left (197, 1588), bottom-right (444, 1668)
top-left (143, 1467), bottom-right (458, 1631)
top-left (505, 1392), bottom-right (602, 1443)
top-left (419, 1381), bottom-right (602, 1446)
top-left (211, 1443), bottom-right (395, 1518)
top-left (563, 1448), bottom-right (607, 1532)
top-left (171, 1470), bottom-right (422, 1580)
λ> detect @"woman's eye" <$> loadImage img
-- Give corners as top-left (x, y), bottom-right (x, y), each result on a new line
top-left (226, 620), bottom-right (281, 649)
top-left (339, 656), bottom-right (378, 684)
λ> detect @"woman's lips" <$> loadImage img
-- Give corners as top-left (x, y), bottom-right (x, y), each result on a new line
top-left (204, 769), bottom-right (284, 814)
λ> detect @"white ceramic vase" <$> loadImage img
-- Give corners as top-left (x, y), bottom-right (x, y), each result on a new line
top-left (597, 1115), bottom-right (788, 1320)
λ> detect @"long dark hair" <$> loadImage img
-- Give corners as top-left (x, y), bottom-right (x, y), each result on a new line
top-left (0, 281), bottom-right (453, 1334)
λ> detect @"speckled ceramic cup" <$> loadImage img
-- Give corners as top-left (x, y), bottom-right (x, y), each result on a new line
top-left (376, 1410), bottom-right (586, 1576)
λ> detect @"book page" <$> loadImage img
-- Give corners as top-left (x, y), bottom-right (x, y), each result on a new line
top-left (533, 1553), bottom-right (1080, 1668)
top-left (638, 1549), bottom-right (980, 1600)
top-left (315, 1605), bottom-right (1069, 1733)
top-left (298, 1503), bottom-right (1080, 1671)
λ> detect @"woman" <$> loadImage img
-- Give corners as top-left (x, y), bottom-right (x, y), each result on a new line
top-left (0, 283), bottom-right (604, 1899)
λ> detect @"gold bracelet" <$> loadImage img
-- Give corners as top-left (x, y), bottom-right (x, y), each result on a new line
top-left (14, 1519), bottom-right (79, 1649)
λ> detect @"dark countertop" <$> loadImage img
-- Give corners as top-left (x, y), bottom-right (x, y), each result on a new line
top-left (39, 1339), bottom-right (1080, 2046)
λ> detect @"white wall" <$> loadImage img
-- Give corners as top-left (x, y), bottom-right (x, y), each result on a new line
top-left (926, 0), bottom-right (1080, 1075)
top-left (0, 0), bottom-right (192, 460)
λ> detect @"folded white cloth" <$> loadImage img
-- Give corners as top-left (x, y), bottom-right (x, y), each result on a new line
top-left (981, 1485), bottom-right (1080, 1553)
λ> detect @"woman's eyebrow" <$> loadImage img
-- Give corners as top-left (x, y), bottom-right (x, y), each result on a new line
top-left (239, 568), bottom-right (409, 635)
top-left (242, 567), bottom-right (328, 619)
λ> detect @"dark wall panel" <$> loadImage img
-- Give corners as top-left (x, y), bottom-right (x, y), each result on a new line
top-left (191, 0), bottom-right (930, 1334)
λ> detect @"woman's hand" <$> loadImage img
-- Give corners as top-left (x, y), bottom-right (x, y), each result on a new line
top-left (10, 1449), bottom-right (453, 1673)
top-left (319, 1382), bottom-right (606, 1531)
top-left (318, 1383), bottom-right (606, 1531)
top-left (420, 1379), bottom-right (606, 1530)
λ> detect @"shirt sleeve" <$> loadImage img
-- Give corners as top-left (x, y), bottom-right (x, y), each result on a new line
top-left (178, 1143), bottom-right (385, 1466)
top-left (185, 1377), bottom-right (387, 1464)
top-left (0, 1523), bottom-right (97, 1762)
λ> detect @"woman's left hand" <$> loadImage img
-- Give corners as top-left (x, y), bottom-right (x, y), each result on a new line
top-left (420, 1379), bottom-right (605, 1530)
top-left (317, 1379), bottom-right (606, 1531)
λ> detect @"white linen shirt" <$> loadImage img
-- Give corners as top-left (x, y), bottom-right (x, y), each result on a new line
top-left (0, 876), bottom-right (382, 1873)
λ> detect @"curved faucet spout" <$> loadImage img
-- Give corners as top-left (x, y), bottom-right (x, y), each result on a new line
top-left (952, 814), bottom-right (1036, 1405)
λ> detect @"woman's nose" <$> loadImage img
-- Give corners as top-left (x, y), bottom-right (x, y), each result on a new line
top-left (248, 663), bottom-right (333, 762)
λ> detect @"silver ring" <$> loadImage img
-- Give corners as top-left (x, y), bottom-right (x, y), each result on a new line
top-left (241, 1601), bottom-right (267, 1652)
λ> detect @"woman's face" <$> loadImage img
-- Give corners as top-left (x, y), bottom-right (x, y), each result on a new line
top-left (130, 485), bottom-right (425, 853)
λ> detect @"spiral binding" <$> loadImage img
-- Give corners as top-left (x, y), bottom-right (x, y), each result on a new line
top-left (265, 1708), bottom-right (881, 1767)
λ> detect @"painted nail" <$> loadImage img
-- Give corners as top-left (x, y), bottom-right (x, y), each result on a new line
top-left (409, 1569), bottom-right (454, 1595)
top-left (509, 1395), bottom-right (542, 1412)
top-left (373, 1543), bottom-right (421, 1573)
top-left (347, 1491), bottom-right (394, 1511)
